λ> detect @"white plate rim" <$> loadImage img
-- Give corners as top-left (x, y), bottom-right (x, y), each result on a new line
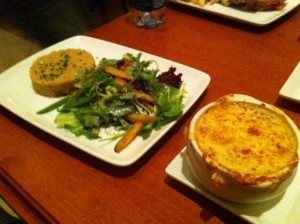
top-left (0, 35), bottom-right (210, 166)
top-left (165, 147), bottom-right (300, 224)
top-left (169, 0), bottom-right (300, 26)
top-left (279, 61), bottom-right (300, 103)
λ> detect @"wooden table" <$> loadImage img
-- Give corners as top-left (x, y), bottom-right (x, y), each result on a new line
top-left (1, 4), bottom-right (300, 223)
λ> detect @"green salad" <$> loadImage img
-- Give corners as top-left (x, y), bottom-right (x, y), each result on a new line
top-left (38, 52), bottom-right (186, 151)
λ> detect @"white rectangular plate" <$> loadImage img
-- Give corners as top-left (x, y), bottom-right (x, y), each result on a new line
top-left (0, 36), bottom-right (210, 166)
top-left (166, 148), bottom-right (300, 224)
top-left (279, 61), bottom-right (300, 103)
top-left (169, 0), bottom-right (300, 26)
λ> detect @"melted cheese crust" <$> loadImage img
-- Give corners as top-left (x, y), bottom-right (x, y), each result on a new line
top-left (195, 101), bottom-right (299, 185)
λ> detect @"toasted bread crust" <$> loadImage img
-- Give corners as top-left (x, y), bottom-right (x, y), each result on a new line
top-left (228, 0), bottom-right (285, 10)
top-left (245, 0), bottom-right (285, 10)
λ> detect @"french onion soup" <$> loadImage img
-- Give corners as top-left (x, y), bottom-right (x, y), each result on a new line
top-left (192, 96), bottom-right (299, 186)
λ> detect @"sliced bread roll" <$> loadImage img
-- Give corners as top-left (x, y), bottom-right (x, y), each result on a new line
top-left (30, 49), bottom-right (95, 97)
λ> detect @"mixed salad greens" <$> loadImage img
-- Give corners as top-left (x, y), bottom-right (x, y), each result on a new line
top-left (38, 52), bottom-right (186, 150)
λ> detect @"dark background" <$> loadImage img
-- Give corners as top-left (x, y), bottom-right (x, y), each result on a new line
top-left (0, 0), bottom-right (128, 47)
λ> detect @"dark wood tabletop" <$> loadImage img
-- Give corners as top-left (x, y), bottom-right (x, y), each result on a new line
top-left (1, 3), bottom-right (300, 223)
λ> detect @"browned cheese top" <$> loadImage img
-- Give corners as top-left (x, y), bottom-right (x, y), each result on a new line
top-left (195, 100), bottom-right (299, 185)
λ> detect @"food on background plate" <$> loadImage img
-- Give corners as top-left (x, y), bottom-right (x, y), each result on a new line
top-left (185, 0), bottom-right (286, 11)
top-left (37, 52), bottom-right (186, 152)
top-left (30, 49), bottom-right (95, 97)
top-left (195, 97), bottom-right (298, 185)
top-left (187, 94), bottom-right (299, 203)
